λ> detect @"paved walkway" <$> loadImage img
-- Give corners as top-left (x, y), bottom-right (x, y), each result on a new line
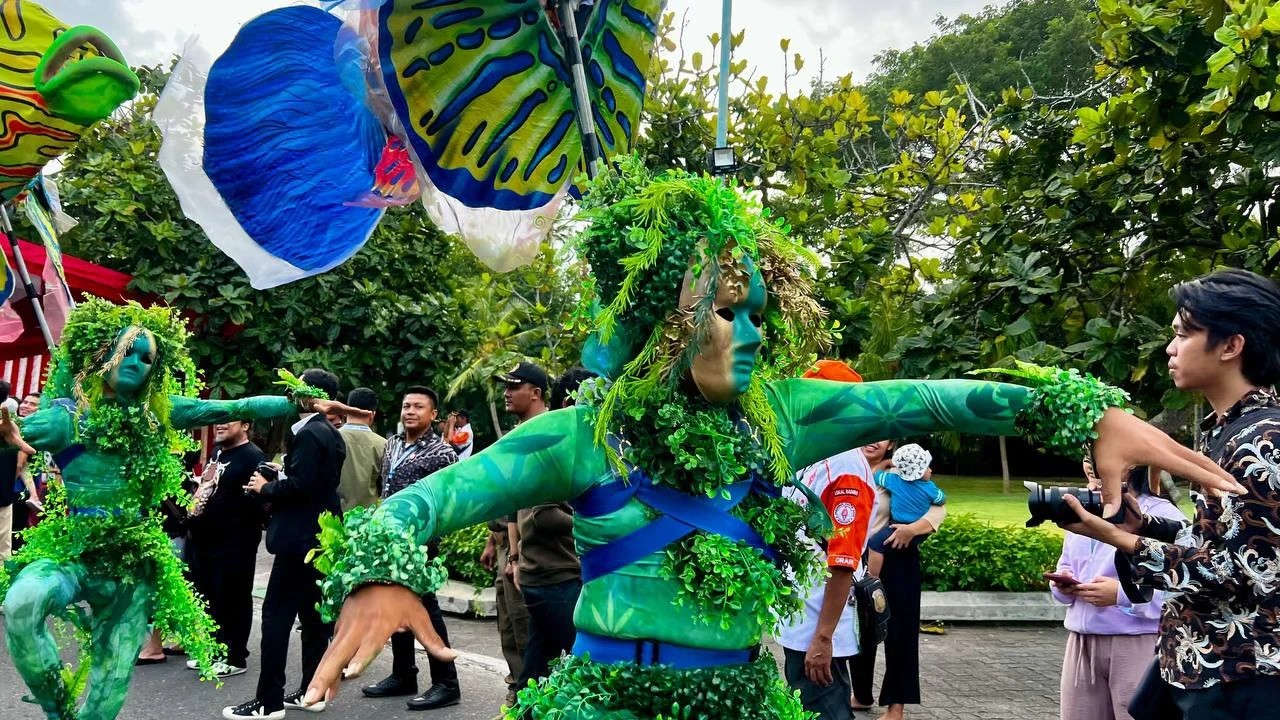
top-left (0, 549), bottom-right (1069, 719)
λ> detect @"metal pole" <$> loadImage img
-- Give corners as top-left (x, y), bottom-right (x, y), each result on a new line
top-left (1, 205), bottom-right (55, 351)
top-left (716, 0), bottom-right (732, 147)
top-left (557, 0), bottom-right (602, 179)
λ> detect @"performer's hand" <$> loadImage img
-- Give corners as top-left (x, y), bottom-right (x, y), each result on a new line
top-left (304, 584), bottom-right (457, 707)
top-left (0, 408), bottom-right (34, 455)
top-left (1091, 408), bottom-right (1242, 516)
top-left (309, 398), bottom-right (373, 422)
top-left (804, 635), bottom-right (835, 686)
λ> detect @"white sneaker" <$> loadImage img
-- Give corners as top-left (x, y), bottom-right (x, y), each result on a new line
top-left (222, 698), bottom-right (284, 720)
top-left (185, 659), bottom-right (199, 670)
top-left (213, 662), bottom-right (247, 678)
top-left (283, 689), bottom-right (325, 713)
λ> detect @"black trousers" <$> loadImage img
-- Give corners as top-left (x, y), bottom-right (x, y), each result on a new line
top-left (255, 553), bottom-right (332, 709)
top-left (517, 578), bottom-right (582, 687)
top-left (1173, 676), bottom-right (1280, 720)
top-left (189, 541), bottom-right (258, 667)
top-left (389, 592), bottom-right (458, 688)
top-left (850, 545), bottom-right (922, 707)
top-left (784, 648), bottom-right (853, 720)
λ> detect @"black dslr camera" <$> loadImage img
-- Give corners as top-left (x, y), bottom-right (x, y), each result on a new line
top-left (1023, 481), bottom-right (1124, 527)
top-left (255, 463), bottom-right (279, 483)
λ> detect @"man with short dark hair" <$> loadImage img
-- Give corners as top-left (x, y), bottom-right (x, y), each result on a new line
top-left (1066, 269), bottom-right (1280, 719)
top-left (226, 368), bottom-right (346, 720)
top-left (361, 386), bottom-right (461, 711)
top-left (338, 387), bottom-right (385, 513)
top-left (186, 419), bottom-right (266, 677)
top-left (551, 367), bottom-right (596, 409)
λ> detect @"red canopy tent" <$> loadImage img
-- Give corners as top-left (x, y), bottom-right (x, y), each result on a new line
top-left (1, 237), bottom-right (143, 397)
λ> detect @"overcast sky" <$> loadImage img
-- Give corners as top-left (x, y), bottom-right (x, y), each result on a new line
top-left (51, 0), bottom-right (995, 85)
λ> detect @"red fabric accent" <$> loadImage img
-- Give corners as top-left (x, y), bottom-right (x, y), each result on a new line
top-left (0, 237), bottom-right (142, 362)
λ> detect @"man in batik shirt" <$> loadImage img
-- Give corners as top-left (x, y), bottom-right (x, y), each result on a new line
top-left (1065, 269), bottom-right (1280, 720)
top-left (360, 386), bottom-right (461, 711)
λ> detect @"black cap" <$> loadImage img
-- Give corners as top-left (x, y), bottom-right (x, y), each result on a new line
top-left (495, 361), bottom-right (549, 394)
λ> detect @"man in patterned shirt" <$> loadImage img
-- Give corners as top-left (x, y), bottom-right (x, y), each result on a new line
top-left (1064, 269), bottom-right (1280, 719)
top-left (360, 386), bottom-right (462, 711)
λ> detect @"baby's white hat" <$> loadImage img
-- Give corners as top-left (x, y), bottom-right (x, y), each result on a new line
top-left (892, 443), bottom-right (932, 481)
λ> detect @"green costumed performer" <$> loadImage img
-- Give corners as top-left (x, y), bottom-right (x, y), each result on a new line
top-left (300, 160), bottom-right (1240, 719)
top-left (0, 300), bottom-right (361, 720)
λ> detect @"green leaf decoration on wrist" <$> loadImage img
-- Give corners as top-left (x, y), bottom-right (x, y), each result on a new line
top-left (311, 507), bottom-right (447, 622)
top-left (972, 360), bottom-right (1131, 457)
top-left (273, 368), bottom-right (329, 403)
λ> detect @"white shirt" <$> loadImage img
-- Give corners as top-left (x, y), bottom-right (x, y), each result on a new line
top-left (291, 413), bottom-right (317, 435)
top-left (776, 448), bottom-right (877, 657)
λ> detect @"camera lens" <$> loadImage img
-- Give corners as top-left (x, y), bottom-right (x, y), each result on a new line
top-left (1023, 481), bottom-right (1104, 527)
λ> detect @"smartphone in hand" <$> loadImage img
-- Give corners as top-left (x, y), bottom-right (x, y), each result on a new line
top-left (1044, 572), bottom-right (1080, 587)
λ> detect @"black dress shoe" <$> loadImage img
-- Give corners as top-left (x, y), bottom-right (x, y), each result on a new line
top-left (361, 674), bottom-right (418, 698)
top-left (406, 684), bottom-right (461, 711)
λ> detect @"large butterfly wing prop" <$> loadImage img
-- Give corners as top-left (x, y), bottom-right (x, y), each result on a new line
top-left (155, 5), bottom-right (390, 290)
top-left (371, 0), bottom-right (662, 271)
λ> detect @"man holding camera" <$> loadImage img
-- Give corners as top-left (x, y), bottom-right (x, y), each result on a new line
top-left (186, 419), bottom-right (266, 677)
top-left (224, 369), bottom-right (346, 720)
top-left (1064, 270), bottom-right (1280, 720)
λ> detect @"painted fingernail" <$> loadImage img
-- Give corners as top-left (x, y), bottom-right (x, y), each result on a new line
top-left (303, 689), bottom-right (318, 705)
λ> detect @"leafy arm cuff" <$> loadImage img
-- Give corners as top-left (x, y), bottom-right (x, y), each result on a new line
top-left (168, 395), bottom-right (297, 430)
top-left (313, 508), bottom-right (447, 622)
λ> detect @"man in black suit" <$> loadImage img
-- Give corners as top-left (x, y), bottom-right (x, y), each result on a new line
top-left (223, 369), bottom-right (347, 720)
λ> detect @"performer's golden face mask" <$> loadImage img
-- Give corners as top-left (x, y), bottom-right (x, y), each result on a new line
top-left (678, 254), bottom-right (767, 404)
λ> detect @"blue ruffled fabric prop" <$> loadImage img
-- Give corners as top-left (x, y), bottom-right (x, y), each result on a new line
top-left (202, 5), bottom-right (386, 277)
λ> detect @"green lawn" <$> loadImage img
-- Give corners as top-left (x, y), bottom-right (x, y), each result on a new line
top-left (933, 474), bottom-right (1196, 533)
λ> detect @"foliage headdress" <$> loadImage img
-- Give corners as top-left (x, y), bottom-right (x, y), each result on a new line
top-left (577, 156), bottom-right (829, 481)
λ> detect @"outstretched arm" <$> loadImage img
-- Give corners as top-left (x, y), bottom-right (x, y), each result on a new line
top-left (168, 395), bottom-right (298, 429)
top-left (376, 406), bottom-right (594, 543)
top-left (1, 406), bottom-right (73, 456)
top-left (770, 377), bottom-right (1237, 516)
top-left (769, 378), bottom-right (1028, 471)
top-left (168, 395), bottom-right (368, 430)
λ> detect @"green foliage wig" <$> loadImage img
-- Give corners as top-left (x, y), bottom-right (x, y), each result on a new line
top-left (575, 156), bottom-right (830, 481)
top-left (44, 298), bottom-right (202, 428)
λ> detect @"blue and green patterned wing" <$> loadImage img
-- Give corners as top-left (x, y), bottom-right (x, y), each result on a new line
top-left (579, 1), bottom-right (663, 163)
top-left (376, 0), bottom-right (662, 212)
top-left (378, 0), bottom-right (573, 213)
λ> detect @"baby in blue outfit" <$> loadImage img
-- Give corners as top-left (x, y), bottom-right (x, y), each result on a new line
top-left (868, 443), bottom-right (945, 577)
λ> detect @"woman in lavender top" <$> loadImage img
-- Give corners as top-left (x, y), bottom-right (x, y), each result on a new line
top-left (1051, 461), bottom-right (1186, 720)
